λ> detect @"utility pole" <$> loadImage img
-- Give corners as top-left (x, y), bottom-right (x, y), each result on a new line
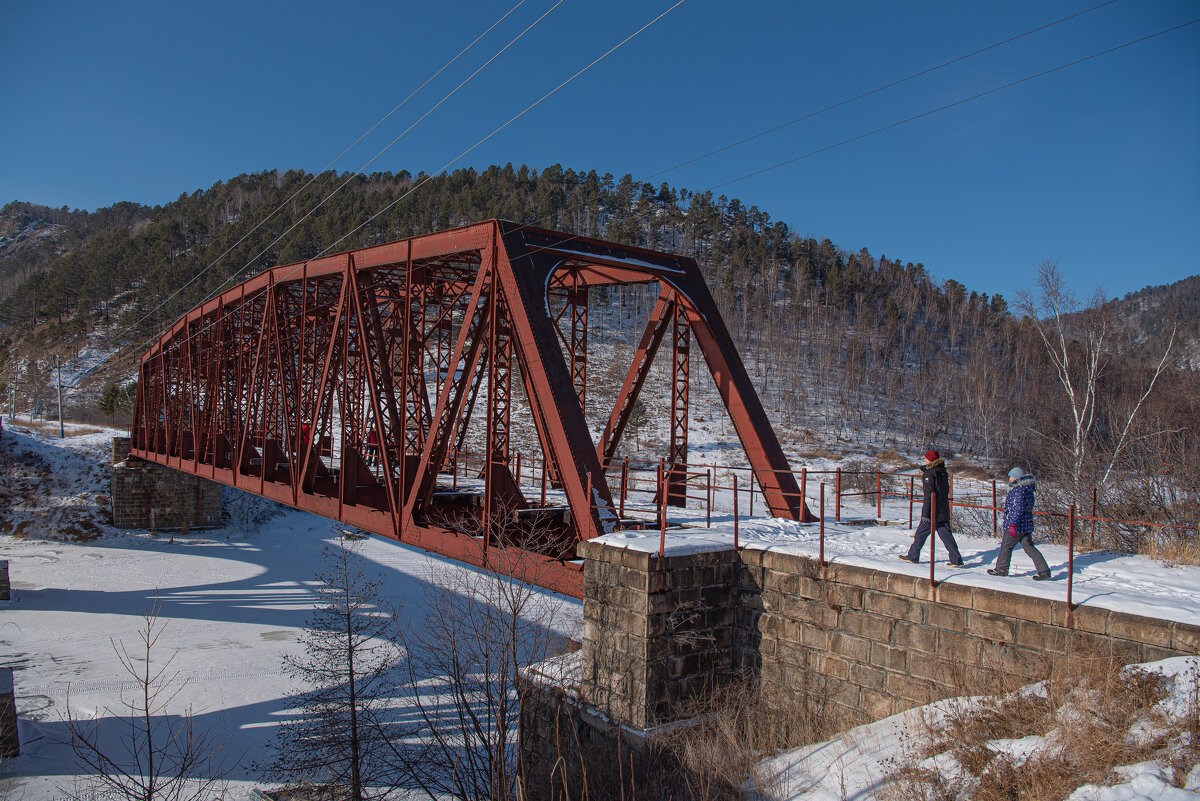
top-left (56, 355), bottom-right (64, 438)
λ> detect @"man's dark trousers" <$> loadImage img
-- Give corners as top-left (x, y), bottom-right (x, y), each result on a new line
top-left (907, 518), bottom-right (963, 564)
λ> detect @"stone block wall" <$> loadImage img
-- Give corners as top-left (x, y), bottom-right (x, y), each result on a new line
top-left (736, 548), bottom-right (1200, 729)
top-left (110, 439), bottom-right (222, 530)
top-left (576, 540), bottom-right (739, 728)
top-left (520, 540), bottom-right (1200, 799)
top-left (519, 658), bottom-right (649, 801)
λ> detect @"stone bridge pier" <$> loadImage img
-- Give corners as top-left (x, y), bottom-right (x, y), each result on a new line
top-left (110, 437), bottom-right (222, 530)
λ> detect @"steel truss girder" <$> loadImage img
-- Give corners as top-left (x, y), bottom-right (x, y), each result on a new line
top-left (130, 220), bottom-right (813, 599)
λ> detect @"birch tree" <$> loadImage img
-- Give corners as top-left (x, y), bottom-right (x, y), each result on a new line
top-left (1018, 259), bottom-right (1179, 507)
top-left (1017, 260), bottom-right (1109, 503)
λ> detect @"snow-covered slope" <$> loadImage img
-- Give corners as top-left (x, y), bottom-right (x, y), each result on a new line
top-left (758, 657), bottom-right (1200, 801)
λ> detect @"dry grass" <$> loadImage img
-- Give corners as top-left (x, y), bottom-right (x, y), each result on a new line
top-left (795, 447), bottom-right (841, 461)
top-left (874, 449), bottom-right (909, 466)
top-left (1129, 533), bottom-right (1200, 568)
top-left (954, 463), bottom-right (994, 481)
top-left (885, 650), bottom-right (1200, 801)
top-left (8, 419), bottom-right (105, 437)
top-left (653, 674), bottom-right (835, 800)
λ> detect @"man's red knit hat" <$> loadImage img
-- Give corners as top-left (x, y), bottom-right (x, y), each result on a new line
top-left (924, 449), bottom-right (939, 462)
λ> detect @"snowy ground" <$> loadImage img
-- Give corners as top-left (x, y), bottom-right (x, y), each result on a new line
top-left (3, 420), bottom-right (1199, 798)
top-left (0, 423), bottom-right (581, 799)
top-left (757, 656), bottom-right (1200, 801)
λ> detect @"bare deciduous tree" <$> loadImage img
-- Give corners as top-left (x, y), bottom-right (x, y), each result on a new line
top-left (383, 513), bottom-right (571, 801)
top-left (1019, 260), bottom-right (1182, 513)
top-left (1018, 260), bottom-right (1111, 502)
top-left (63, 601), bottom-right (231, 801)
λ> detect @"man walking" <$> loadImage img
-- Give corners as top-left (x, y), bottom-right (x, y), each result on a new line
top-left (901, 450), bottom-right (964, 566)
top-left (988, 467), bottom-right (1052, 580)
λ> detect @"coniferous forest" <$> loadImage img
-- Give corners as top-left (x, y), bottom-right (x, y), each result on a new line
top-left (1, 165), bottom-right (1196, 541)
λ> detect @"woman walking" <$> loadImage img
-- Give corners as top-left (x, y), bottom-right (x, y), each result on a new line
top-left (988, 467), bottom-right (1052, 580)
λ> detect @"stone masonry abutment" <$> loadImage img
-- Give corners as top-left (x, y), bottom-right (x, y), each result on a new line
top-left (519, 539), bottom-right (1200, 798)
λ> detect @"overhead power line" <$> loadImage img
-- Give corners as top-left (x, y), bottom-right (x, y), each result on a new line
top-left (708, 16), bottom-right (1200, 191)
top-left (649, 0), bottom-right (1121, 180)
top-left (74, 0), bottom-right (690, 388)
top-left (70, 0), bottom-right (563, 389)
top-left (214, 0), bottom-right (569, 295)
top-left (106, 0), bottom-right (532, 363)
top-left (311, 0), bottom-right (691, 262)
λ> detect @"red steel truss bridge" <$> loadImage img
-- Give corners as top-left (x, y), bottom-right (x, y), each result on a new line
top-left (129, 220), bottom-right (813, 596)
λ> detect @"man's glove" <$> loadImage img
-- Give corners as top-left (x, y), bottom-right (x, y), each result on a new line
top-left (1008, 524), bottom-right (1018, 538)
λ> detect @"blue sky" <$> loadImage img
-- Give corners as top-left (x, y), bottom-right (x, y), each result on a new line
top-left (1, 0), bottom-right (1196, 303)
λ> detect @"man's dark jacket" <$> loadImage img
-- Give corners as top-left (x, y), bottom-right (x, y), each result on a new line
top-left (920, 458), bottom-right (951, 527)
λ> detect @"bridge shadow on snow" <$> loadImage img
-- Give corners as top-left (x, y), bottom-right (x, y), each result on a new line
top-left (7, 536), bottom-right (574, 789)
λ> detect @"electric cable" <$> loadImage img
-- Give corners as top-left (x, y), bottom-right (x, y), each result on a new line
top-left (77, 6), bottom-right (1193, 401)
top-left (707, 16), bottom-right (1200, 191)
top-left (649, 0), bottom-right (1122, 180)
top-left (104, 0), bottom-right (531, 361)
top-left (63, 0), bottom-right (567, 389)
top-left (209, 0), bottom-right (568, 298)
top-left (307, 0), bottom-right (690, 264)
top-left (65, 0), bottom-right (689, 390)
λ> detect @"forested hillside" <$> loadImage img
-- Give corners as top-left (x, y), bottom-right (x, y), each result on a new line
top-left (1, 165), bottom-right (1196, 530)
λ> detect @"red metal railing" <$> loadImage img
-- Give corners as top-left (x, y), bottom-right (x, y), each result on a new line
top-left (438, 446), bottom-right (1194, 615)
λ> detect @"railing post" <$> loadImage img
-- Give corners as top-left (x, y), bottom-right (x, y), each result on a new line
top-left (992, 480), bottom-right (998, 536)
top-left (733, 474), bottom-right (739, 550)
top-left (1068, 504), bottom-right (1076, 623)
top-left (800, 467), bottom-right (807, 517)
top-left (452, 450), bottom-right (459, 490)
top-left (619, 458), bottom-right (628, 519)
top-left (515, 452), bottom-right (522, 490)
top-left (835, 467), bottom-right (841, 522)
top-left (908, 475), bottom-right (915, 528)
top-left (540, 455), bottom-right (547, 506)
top-left (658, 461), bottom-right (667, 558)
top-left (819, 482), bottom-right (826, 566)
top-left (586, 471), bottom-right (593, 527)
top-left (706, 467), bottom-right (712, 528)
top-left (1090, 488), bottom-right (1097, 549)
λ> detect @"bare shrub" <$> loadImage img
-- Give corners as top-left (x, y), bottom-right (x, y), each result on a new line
top-left (385, 514), bottom-right (572, 801)
top-left (841, 459), bottom-right (882, 495)
top-left (263, 539), bottom-right (402, 801)
top-left (954, 463), bottom-right (992, 481)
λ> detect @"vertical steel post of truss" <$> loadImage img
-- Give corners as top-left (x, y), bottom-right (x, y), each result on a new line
top-left (399, 258), bottom-right (420, 501)
top-left (404, 266), bottom-right (429, 457)
top-left (666, 299), bottom-right (690, 508)
top-left (567, 274), bottom-right (588, 412)
top-left (484, 290), bottom-right (513, 544)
